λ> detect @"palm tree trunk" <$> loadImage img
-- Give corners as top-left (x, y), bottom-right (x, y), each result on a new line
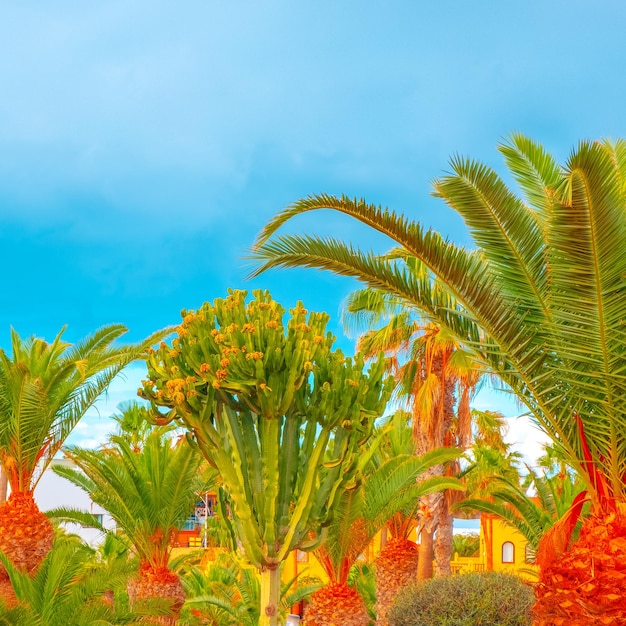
top-left (0, 491), bottom-right (54, 584)
top-left (303, 583), bottom-right (370, 626)
top-left (534, 509), bottom-right (626, 624)
top-left (481, 516), bottom-right (493, 571)
top-left (434, 497), bottom-right (453, 577)
top-left (415, 350), bottom-right (457, 580)
top-left (417, 527), bottom-right (434, 580)
top-left (375, 538), bottom-right (419, 626)
top-left (0, 469), bottom-right (7, 503)
top-left (127, 562), bottom-right (185, 626)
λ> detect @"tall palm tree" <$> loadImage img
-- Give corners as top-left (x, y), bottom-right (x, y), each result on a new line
top-left (0, 325), bottom-right (161, 590)
top-left (343, 288), bottom-right (481, 579)
top-left (251, 136), bottom-right (626, 623)
top-left (51, 428), bottom-right (204, 625)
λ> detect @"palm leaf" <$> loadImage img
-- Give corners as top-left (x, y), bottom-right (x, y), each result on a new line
top-left (250, 138), bottom-right (626, 509)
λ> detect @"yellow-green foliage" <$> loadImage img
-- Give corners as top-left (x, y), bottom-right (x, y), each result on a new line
top-left (140, 289), bottom-right (392, 570)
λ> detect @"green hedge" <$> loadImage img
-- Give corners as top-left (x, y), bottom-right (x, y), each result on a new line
top-left (388, 572), bottom-right (534, 626)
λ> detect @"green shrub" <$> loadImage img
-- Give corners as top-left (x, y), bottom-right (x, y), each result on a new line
top-left (388, 572), bottom-right (534, 626)
top-left (452, 533), bottom-right (480, 558)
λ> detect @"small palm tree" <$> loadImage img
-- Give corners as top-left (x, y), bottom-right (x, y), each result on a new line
top-left (110, 401), bottom-right (155, 452)
top-left (0, 534), bottom-right (166, 625)
top-left (459, 465), bottom-right (586, 553)
top-left (0, 324), bottom-right (163, 594)
top-left (456, 410), bottom-right (521, 571)
top-left (370, 412), bottom-right (438, 626)
top-left (51, 427), bottom-right (204, 625)
top-left (303, 416), bottom-right (462, 626)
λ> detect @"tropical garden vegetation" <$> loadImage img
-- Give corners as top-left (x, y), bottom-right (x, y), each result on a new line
top-left (251, 134), bottom-right (626, 623)
top-left (0, 324), bottom-right (164, 606)
top-left (1, 134), bottom-right (623, 625)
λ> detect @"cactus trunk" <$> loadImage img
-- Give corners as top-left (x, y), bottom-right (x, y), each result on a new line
top-left (260, 565), bottom-right (281, 626)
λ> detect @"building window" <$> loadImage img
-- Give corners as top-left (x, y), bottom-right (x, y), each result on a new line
top-left (296, 550), bottom-right (309, 563)
top-left (502, 541), bottom-right (515, 563)
top-left (81, 513), bottom-right (103, 528)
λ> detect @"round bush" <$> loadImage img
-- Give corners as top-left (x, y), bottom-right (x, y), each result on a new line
top-left (388, 572), bottom-right (534, 626)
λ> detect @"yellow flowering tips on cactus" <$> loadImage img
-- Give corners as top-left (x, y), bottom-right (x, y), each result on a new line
top-left (140, 289), bottom-right (391, 626)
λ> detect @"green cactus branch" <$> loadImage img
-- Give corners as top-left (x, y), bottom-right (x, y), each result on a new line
top-left (140, 289), bottom-right (391, 626)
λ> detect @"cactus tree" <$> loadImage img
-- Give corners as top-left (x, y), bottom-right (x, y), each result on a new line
top-left (140, 290), bottom-right (391, 626)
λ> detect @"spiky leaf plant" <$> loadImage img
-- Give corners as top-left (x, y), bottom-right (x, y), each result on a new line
top-left (0, 324), bottom-right (164, 592)
top-left (250, 136), bottom-right (626, 622)
top-left (51, 428), bottom-right (203, 625)
top-left (140, 289), bottom-right (392, 626)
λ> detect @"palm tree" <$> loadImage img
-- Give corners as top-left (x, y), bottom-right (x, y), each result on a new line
top-left (51, 428), bottom-right (204, 625)
top-left (459, 464), bottom-right (586, 554)
top-left (456, 410), bottom-right (522, 571)
top-left (343, 288), bottom-right (481, 579)
top-left (251, 135), bottom-right (626, 623)
top-left (0, 534), bottom-right (165, 625)
top-left (303, 418), bottom-right (462, 626)
top-left (368, 410), bottom-right (456, 626)
top-left (0, 324), bottom-right (162, 592)
top-left (110, 401), bottom-right (155, 452)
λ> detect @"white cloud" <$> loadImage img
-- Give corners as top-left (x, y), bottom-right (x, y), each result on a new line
top-left (65, 362), bottom-right (148, 449)
top-left (472, 386), bottom-right (551, 467)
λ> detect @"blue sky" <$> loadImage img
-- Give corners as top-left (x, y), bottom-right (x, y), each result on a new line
top-left (1, 1), bottom-right (622, 455)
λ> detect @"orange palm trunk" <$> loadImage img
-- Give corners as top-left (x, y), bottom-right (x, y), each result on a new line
top-left (417, 528), bottom-right (434, 580)
top-left (534, 507), bottom-right (626, 625)
top-left (0, 491), bottom-right (53, 577)
top-left (127, 561), bottom-right (186, 626)
top-left (375, 538), bottom-right (419, 626)
top-left (302, 583), bottom-right (370, 626)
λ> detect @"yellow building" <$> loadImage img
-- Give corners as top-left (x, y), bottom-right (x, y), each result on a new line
top-left (279, 515), bottom-right (537, 584)
top-left (451, 515), bottom-right (537, 579)
top-left (173, 513), bottom-right (537, 583)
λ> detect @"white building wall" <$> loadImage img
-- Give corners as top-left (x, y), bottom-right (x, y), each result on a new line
top-left (32, 458), bottom-right (115, 546)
